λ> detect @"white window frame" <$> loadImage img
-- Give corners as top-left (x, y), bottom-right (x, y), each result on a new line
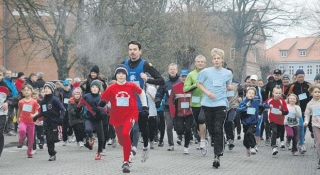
top-left (289, 66), bottom-right (294, 75)
top-left (281, 51), bottom-right (287, 57)
top-left (307, 65), bottom-right (312, 75)
top-left (316, 65), bottom-right (320, 74)
top-left (299, 50), bottom-right (307, 57)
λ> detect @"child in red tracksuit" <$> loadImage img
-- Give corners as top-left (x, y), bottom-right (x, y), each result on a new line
top-left (264, 86), bottom-right (288, 155)
top-left (168, 69), bottom-right (194, 154)
top-left (100, 64), bottom-right (148, 173)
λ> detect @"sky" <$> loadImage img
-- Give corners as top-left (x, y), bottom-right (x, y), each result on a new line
top-left (266, 0), bottom-right (317, 48)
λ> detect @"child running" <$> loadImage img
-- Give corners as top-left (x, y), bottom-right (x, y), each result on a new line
top-left (237, 87), bottom-right (268, 156)
top-left (284, 94), bottom-right (302, 155)
top-left (304, 84), bottom-right (320, 168)
top-left (33, 82), bottom-right (66, 161)
top-left (17, 84), bottom-right (39, 158)
top-left (264, 85), bottom-right (288, 155)
top-left (100, 64), bottom-right (148, 173)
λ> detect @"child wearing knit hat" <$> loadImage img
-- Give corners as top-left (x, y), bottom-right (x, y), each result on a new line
top-left (67, 87), bottom-right (85, 149)
top-left (33, 82), bottom-right (66, 161)
top-left (76, 79), bottom-right (107, 160)
top-left (100, 64), bottom-right (149, 173)
top-left (315, 74), bottom-right (320, 85)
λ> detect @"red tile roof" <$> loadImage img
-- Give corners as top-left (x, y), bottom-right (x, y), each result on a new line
top-left (266, 37), bottom-right (320, 62)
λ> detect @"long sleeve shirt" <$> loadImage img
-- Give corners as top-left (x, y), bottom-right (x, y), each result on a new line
top-left (305, 99), bottom-right (320, 128)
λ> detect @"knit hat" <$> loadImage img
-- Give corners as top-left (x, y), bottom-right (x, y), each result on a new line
top-left (44, 82), bottom-right (55, 93)
top-left (114, 64), bottom-right (128, 78)
top-left (90, 80), bottom-right (101, 91)
top-left (282, 74), bottom-right (290, 80)
top-left (295, 69), bottom-right (305, 75)
top-left (315, 74), bottom-right (320, 80)
top-left (90, 65), bottom-right (100, 74)
top-left (17, 72), bottom-right (24, 78)
top-left (62, 80), bottom-right (70, 86)
top-left (72, 87), bottom-right (82, 96)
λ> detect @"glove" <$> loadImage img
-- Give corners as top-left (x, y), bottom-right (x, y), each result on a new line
top-left (155, 101), bottom-right (161, 108)
top-left (33, 115), bottom-right (39, 122)
top-left (57, 118), bottom-right (63, 125)
top-left (140, 106), bottom-right (149, 118)
top-left (92, 107), bottom-right (101, 116)
top-left (98, 100), bottom-right (107, 107)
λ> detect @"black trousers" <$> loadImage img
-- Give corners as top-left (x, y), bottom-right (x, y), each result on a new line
top-left (174, 115), bottom-right (194, 148)
top-left (85, 120), bottom-right (104, 152)
top-left (224, 108), bottom-right (237, 140)
top-left (33, 125), bottom-right (44, 150)
top-left (270, 122), bottom-right (284, 148)
top-left (202, 106), bottom-right (227, 156)
top-left (148, 116), bottom-right (157, 142)
top-left (102, 116), bottom-right (115, 149)
top-left (0, 115), bottom-right (6, 156)
top-left (156, 111), bottom-right (165, 142)
top-left (263, 111), bottom-right (271, 139)
top-left (44, 123), bottom-right (59, 156)
top-left (62, 114), bottom-right (73, 142)
top-left (234, 113), bottom-right (241, 135)
top-left (72, 123), bottom-right (85, 143)
top-left (243, 124), bottom-right (256, 149)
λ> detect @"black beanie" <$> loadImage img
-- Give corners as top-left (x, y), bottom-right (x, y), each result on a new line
top-left (114, 64), bottom-right (128, 78)
top-left (90, 80), bottom-right (101, 91)
top-left (90, 65), bottom-right (100, 74)
top-left (17, 72), bottom-right (24, 78)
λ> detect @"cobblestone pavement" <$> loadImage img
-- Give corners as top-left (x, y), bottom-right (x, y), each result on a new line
top-left (1, 131), bottom-right (319, 175)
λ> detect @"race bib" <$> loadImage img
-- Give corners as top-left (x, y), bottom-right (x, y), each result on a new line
top-left (191, 96), bottom-right (200, 103)
top-left (313, 108), bottom-right (320, 116)
top-left (226, 91), bottom-right (235, 97)
top-left (287, 112), bottom-right (296, 118)
top-left (298, 93), bottom-right (307, 100)
top-left (116, 97), bottom-right (129, 106)
top-left (247, 107), bottom-right (256, 115)
top-left (42, 105), bottom-right (47, 112)
top-left (271, 108), bottom-right (279, 114)
top-left (213, 78), bottom-right (223, 86)
top-left (63, 98), bottom-right (69, 104)
top-left (181, 102), bottom-right (190, 109)
top-left (22, 104), bottom-right (32, 112)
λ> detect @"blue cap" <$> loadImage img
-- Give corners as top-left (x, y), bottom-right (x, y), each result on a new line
top-left (62, 80), bottom-right (70, 86)
top-left (180, 69), bottom-right (190, 76)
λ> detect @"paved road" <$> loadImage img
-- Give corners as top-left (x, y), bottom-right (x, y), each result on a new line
top-left (1, 132), bottom-right (319, 175)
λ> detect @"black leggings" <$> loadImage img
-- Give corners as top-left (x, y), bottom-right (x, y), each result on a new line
top-left (148, 117), bottom-right (157, 142)
top-left (157, 111), bottom-right (165, 142)
top-left (85, 120), bottom-right (104, 152)
top-left (72, 123), bottom-right (85, 142)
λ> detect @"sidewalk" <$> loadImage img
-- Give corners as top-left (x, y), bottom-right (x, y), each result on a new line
top-left (3, 133), bottom-right (18, 148)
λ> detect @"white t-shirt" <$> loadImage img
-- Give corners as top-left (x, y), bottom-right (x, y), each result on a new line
top-left (147, 85), bottom-right (157, 116)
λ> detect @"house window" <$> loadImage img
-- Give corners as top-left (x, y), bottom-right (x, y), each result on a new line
top-left (289, 66), bottom-right (294, 75)
top-left (299, 66), bottom-right (303, 70)
top-left (279, 66), bottom-right (285, 73)
top-left (316, 65), bottom-right (320, 74)
top-left (307, 65), bottom-right (312, 75)
top-left (281, 51), bottom-right (287, 57)
top-left (299, 50), bottom-right (307, 57)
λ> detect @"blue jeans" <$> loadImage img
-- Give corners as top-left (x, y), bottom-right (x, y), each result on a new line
top-left (298, 117), bottom-right (305, 145)
top-left (131, 122), bottom-right (139, 147)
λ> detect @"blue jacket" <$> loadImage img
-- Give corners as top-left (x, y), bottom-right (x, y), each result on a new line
top-left (237, 98), bottom-right (260, 125)
top-left (82, 93), bottom-right (106, 120)
top-left (3, 77), bottom-right (18, 98)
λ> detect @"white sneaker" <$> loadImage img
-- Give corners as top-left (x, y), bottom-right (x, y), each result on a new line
top-left (62, 141), bottom-right (67, 146)
top-left (150, 141), bottom-right (154, 149)
top-left (101, 149), bottom-right (106, 156)
top-left (112, 139), bottom-right (117, 148)
top-left (107, 139), bottom-right (113, 145)
top-left (250, 148), bottom-right (257, 155)
top-left (183, 147), bottom-right (189, 154)
top-left (280, 141), bottom-right (285, 148)
top-left (79, 141), bottom-right (84, 148)
top-left (32, 149), bottom-right (37, 155)
top-left (300, 145), bottom-right (307, 153)
top-left (199, 140), bottom-right (206, 149)
top-left (272, 148), bottom-right (278, 155)
top-left (132, 146), bottom-right (137, 153)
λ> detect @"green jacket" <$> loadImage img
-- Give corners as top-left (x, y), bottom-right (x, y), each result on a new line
top-left (183, 69), bottom-right (203, 107)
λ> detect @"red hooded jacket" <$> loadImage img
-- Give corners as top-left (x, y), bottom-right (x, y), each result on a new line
top-left (169, 82), bottom-right (192, 118)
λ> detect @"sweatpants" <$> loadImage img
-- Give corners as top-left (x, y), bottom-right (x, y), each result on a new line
top-left (18, 122), bottom-right (35, 155)
top-left (84, 120), bottom-right (104, 153)
top-left (164, 111), bottom-right (174, 146)
top-left (270, 122), bottom-right (284, 148)
top-left (44, 123), bottom-right (59, 156)
top-left (263, 110), bottom-right (271, 139)
top-left (243, 124), bottom-right (256, 149)
top-left (313, 126), bottom-right (320, 158)
top-left (298, 117), bottom-right (305, 146)
top-left (72, 123), bottom-right (85, 143)
top-left (255, 114), bottom-right (263, 137)
top-left (148, 116), bottom-right (157, 142)
top-left (234, 113), bottom-right (241, 135)
top-left (224, 108), bottom-right (236, 141)
top-left (156, 111), bottom-right (165, 142)
top-left (174, 115), bottom-right (194, 148)
top-left (33, 125), bottom-right (44, 150)
top-left (202, 106), bottom-right (227, 156)
top-left (115, 118), bottom-right (134, 162)
top-left (285, 125), bottom-right (299, 152)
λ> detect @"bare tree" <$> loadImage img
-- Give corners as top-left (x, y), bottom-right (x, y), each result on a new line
top-left (2, 0), bottom-right (84, 79)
